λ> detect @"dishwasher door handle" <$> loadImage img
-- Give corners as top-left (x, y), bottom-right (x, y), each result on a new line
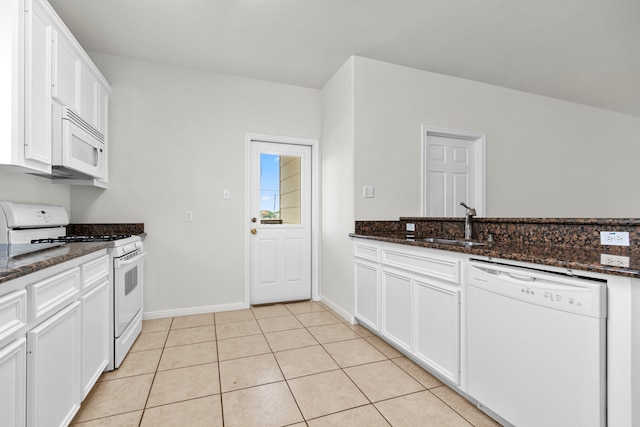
top-left (504, 272), bottom-right (536, 282)
top-left (471, 265), bottom-right (536, 282)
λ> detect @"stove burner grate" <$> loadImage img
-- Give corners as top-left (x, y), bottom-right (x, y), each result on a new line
top-left (31, 234), bottom-right (132, 244)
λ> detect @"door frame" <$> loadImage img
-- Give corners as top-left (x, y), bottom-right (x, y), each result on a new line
top-left (244, 133), bottom-right (320, 308)
top-left (421, 125), bottom-right (486, 217)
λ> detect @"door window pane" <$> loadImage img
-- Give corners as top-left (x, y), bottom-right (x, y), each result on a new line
top-left (260, 153), bottom-right (301, 224)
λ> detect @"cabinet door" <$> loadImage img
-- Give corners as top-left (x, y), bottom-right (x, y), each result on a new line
top-left (51, 29), bottom-right (79, 109)
top-left (80, 281), bottom-right (109, 399)
top-left (96, 84), bottom-right (108, 134)
top-left (23, 0), bottom-right (52, 169)
top-left (414, 278), bottom-right (460, 384)
top-left (27, 301), bottom-right (81, 427)
top-left (78, 62), bottom-right (99, 128)
top-left (354, 260), bottom-right (379, 331)
top-left (0, 338), bottom-right (26, 427)
top-left (381, 268), bottom-right (413, 352)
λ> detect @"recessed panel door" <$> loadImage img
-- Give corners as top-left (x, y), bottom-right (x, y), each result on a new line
top-left (425, 133), bottom-right (476, 217)
top-left (249, 141), bottom-right (311, 304)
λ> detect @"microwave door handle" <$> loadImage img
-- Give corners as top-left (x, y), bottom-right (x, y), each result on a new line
top-left (96, 146), bottom-right (103, 169)
top-left (115, 252), bottom-right (146, 268)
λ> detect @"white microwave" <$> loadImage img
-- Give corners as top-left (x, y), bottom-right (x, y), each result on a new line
top-left (51, 106), bottom-right (106, 180)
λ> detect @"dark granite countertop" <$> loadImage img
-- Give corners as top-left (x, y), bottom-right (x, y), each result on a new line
top-left (350, 233), bottom-right (640, 278)
top-left (0, 242), bottom-right (111, 285)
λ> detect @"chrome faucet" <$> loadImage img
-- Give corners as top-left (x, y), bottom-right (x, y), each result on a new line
top-left (460, 202), bottom-right (476, 240)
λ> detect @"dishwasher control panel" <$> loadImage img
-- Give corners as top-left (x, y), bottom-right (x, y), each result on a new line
top-left (468, 261), bottom-right (606, 318)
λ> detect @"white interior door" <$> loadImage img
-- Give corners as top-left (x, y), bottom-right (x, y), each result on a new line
top-left (424, 130), bottom-right (484, 217)
top-left (249, 141), bottom-right (312, 304)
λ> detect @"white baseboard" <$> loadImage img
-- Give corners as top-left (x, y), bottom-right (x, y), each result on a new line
top-left (319, 296), bottom-right (356, 324)
top-left (143, 302), bottom-right (248, 320)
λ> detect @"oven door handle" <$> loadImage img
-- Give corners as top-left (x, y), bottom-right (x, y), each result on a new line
top-left (115, 252), bottom-right (145, 269)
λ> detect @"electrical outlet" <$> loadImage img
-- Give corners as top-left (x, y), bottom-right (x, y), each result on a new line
top-left (223, 189), bottom-right (230, 200)
top-left (600, 231), bottom-right (630, 246)
top-left (185, 211), bottom-right (193, 222)
top-left (406, 223), bottom-right (415, 232)
top-left (600, 254), bottom-right (630, 268)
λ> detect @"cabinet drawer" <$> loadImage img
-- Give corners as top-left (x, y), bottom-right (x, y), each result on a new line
top-left (354, 243), bottom-right (379, 262)
top-left (82, 255), bottom-right (110, 291)
top-left (28, 268), bottom-right (80, 322)
top-left (0, 290), bottom-right (27, 344)
top-left (382, 249), bottom-right (460, 284)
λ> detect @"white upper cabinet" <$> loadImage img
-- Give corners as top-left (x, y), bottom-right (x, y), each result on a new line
top-left (0, 0), bottom-right (53, 174)
top-left (51, 29), bottom-right (79, 110)
top-left (24, 0), bottom-right (53, 169)
top-left (96, 82), bottom-right (109, 135)
top-left (0, 0), bottom-right (110, 184)
top-left (52, 25), bottom-right (108, 131)
top-left (78, 62), bottom-right (98, 128)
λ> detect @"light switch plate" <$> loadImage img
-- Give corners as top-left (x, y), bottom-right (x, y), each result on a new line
top-left (600, 231), bottom-right (629, 246)
top-left (363, 185), bottom-right (375, 198)
top-left (406, 223), bottom-right (415, 232)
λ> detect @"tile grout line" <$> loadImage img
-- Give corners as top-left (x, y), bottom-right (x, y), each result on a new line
top-left (428, 386), bottom-right (481, 427)
top-left (138, 315), bottom-right (174, 426)
top-left (81, 305), bottom-right (483, 426)
top-left (264, 305), bottom-right (308, 424)
top-left (334, 323), bottom-right (476, 426)
top-left (314, 328), bottom-right (397, 425)
top-left (141, 314), bottom-right (222, 422)
top-left (213, 313), bottom-right (226, 427)
top-left (305, 305), bottom-right (422, 424)
top-left (297, 309), bottom-right (380, 423)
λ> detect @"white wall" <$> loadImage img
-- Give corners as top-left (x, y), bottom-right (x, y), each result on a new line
top-left (353, 57), bottom-right (640, 219)
top-left (0, 171), bottom-right (70, 210)
top-left (320, 58), bottom-right (356, 317)
top-left (70, 53), bottom-right (321, 316)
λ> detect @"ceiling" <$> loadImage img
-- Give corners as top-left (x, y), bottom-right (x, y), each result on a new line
top-left (49, 0), bottom-right (640, 117)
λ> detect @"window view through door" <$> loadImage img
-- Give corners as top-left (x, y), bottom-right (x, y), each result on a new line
top-left (260, 154), bottom-right (301, 225)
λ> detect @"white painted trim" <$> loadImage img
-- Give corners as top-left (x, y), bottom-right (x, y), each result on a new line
top-left (142, 302), bottom-right (246, 320)
top-left (421, 126), bottom-right (487, 217)
top-left (321, 295), bottom-right (357, 324)
top-left (244, 133), bottom-right (320, 308)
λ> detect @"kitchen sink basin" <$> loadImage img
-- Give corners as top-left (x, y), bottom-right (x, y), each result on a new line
top-left (419, 237), bottom-right (489, 247)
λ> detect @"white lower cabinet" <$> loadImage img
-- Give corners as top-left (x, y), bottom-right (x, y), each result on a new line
top-left (381, 268), bottom-right (413, 352)
top-left (354, 260), bottom-right (379, 331)
top-left (26, 300), bottom-right (82, 427)
top-left (353, 240), bottom-right (462, 387)
top-left (0, 250), bottom-right (110, 427)
top-left (414, 277), bottom-right (461, 385)
top-left (80, 281), bottom-right (109, 399)
top-left (0, 338), bottom-right (27, 427)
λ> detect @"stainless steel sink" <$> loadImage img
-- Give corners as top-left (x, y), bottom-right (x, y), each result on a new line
top-left (419, 237), bottom-right (489, 247)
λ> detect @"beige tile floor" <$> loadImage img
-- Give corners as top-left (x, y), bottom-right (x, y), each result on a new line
top-left (71, 301), bottom-right (501, 427)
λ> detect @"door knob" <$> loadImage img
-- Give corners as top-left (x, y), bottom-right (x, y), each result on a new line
top-left (251, 217), bottom-right (257, 223)
top-left (251, 228), bottom-right (257, 235)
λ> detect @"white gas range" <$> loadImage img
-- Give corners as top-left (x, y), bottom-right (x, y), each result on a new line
top-left (0, 201), bottom-right (144, 370)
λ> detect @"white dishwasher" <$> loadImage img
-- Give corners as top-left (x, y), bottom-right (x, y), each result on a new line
top-left (466, 260), bottom-right (606, 427)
